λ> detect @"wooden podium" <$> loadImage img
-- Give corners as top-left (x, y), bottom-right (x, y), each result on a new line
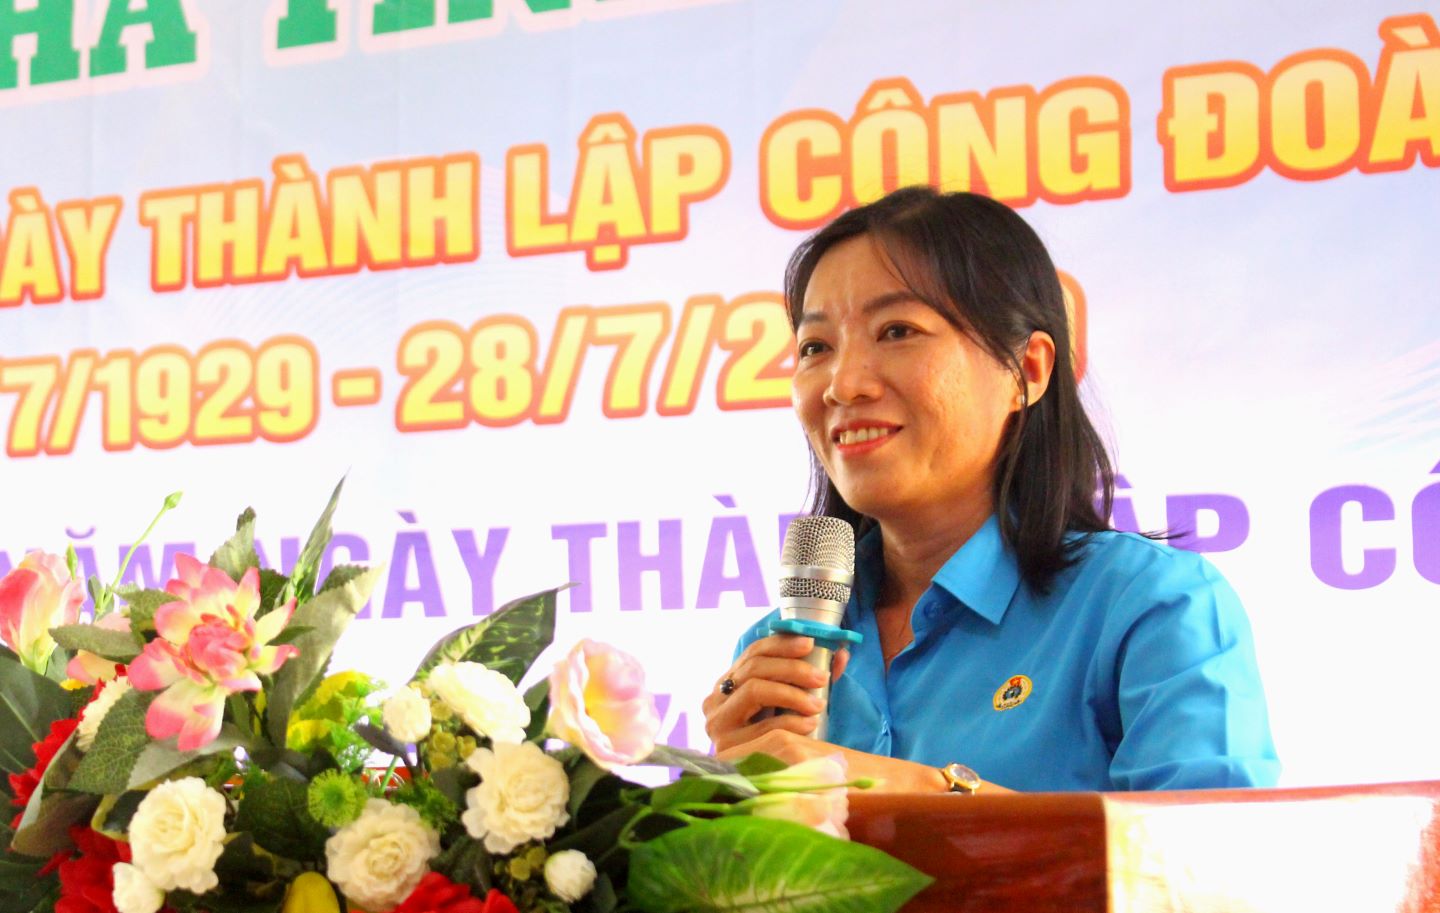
top-left (848, 781), bottom-right (1440, 912)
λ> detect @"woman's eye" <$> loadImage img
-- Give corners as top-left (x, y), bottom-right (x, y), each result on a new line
top-left (797, 340), bottom-right (828, 358)
top-left (881, 324), bottom-right (916, 341)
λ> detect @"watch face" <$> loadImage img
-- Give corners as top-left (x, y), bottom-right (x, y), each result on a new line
top-left (944, 763), bottom-right (981, 792)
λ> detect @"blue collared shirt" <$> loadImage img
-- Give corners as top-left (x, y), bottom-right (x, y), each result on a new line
top-left (737, 516), bottom-right (1279, 791)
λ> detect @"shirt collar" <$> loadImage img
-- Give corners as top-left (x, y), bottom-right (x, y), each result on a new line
top-left (852, 515), bottom-right (1021, 626)
top-left (932, 514), bottom-right (1021, 624)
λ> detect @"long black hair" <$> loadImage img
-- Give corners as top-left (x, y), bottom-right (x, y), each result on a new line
top-left (784, 186), bottom-right (1116, 593)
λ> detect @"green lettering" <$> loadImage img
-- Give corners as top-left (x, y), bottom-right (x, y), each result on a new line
top-left (372, 0), bottom-right (573, 31)
top-left (89, 0), bottom-right (197, 77)
top-left (372, 0), bottom-right (434, 34)
top-left (448, 0), bottom-right (570, 23)
top-left (276, 0), bottom-right (338, 49)
top-left (0, 0), bottom-right (79, 90)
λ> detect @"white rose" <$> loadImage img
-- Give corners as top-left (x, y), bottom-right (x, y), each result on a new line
top-left (78, 677), bottom-right (133, 751)
top-left (112, 862), bottom-right (164, 913)
top-left (325, 799), bottom-right (439, 911)
top-left (461, 741), bottom-right (569, 853)
top-left (128, 777), bottom-right (227, 894)
top-left (428, 661), bottom-right (529, 743)
top-left (544, 849), bottom-right (597, 902)
top-left (382, 685), bottom-right (432, 742)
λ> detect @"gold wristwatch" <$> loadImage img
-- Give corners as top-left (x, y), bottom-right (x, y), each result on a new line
top-left (940, 762), bottom-right (981, 794)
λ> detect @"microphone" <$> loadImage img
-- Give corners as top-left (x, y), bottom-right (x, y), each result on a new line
top-left (771, 516), bottom-right (861, 741)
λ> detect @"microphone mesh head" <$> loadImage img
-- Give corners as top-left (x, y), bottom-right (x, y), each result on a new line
top-left (779, 516), bottom-right (855, 603)
top-left (781, 516), bottom-right (855, 569)
top-left (781, 575), bottom-right (851, 602)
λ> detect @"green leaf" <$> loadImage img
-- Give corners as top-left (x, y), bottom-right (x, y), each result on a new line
top-left (12, 735), bottom-right (95, 858)
top-left (95, 790), bottom-right (147, 836)
top-left (566, 756), bottom-right (614, 817)
top-left (0, 654), bottom-right (72, 775)
top-left (0, 844), bottom-right (58, 913)
top-left (269, 624), bottom-right (315, 646)
top-left (628, 817), bottom-right (932, 913)
top-left (67, 689), bottom-right (154, 795)
top-left (13, 729), bottom-right (83, 850)
top-left (120, 588), bottom-right (180, 633)
top-left (126, 724), bottom-right (251, 790)
top-left (86, 575), bottom-right (109, 618)
top-left (734, 753), bottom-right (789, 778)
top-left (284, 477), bottom-right (346, 604)
top-left (257, 569), bottom-right (290, 613)
top-left (431, 837), bottom-right (491, 895)
top-left (550, 804), bottom-right (645, 860)
top-left (233, 774), bottom-right (330, 861)
top-left (414, 586), bottom-right (563, 684)
top-left (265, 565), bottom-right (383, 746)
top-left (42, 647), bottom-right (68, 683)
top-left (48, 623), bottom-right (141, 662)
top-left (353, 722), bottom-right (408, 758)
top-left (430, 764), bottom-right (476, 808)
top-left (212, 831), bottom-right (276, 885)
top-left (588, 873), bottom-right (619, 913)
top-left (318, 563), bottom-right (370, 594)
top-left (210, 507), bottom-right (261, 583)
top-left (638, 746), bottom-right (737, 777)
top-left (648, 773), bottom-right (757, 814)
top-left (524, 678), bottom-right (550, 742)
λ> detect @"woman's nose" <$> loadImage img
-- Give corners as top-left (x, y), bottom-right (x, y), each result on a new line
top-left (823, 342), bottom-right (883, 406)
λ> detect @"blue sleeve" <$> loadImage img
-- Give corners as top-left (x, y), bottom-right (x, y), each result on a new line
top-left (1106, 551), bottom-right (1280, 790)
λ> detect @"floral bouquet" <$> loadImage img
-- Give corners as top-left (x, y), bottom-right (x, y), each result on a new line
top-left (0, 483), bottom-right (931, 913)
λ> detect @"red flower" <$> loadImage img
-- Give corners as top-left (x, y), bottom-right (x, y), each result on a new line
top-left (55, 826), bottom-right (131, 913)
top-left (8, 717), bottom-right (79, 829)
top-left (476, 889), bottom-right (519, 913)
top-left (390, 873), bottom-right (518, 913)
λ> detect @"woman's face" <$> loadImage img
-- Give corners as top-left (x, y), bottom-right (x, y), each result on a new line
top-left (792, 235), bottom-right (1021, 527)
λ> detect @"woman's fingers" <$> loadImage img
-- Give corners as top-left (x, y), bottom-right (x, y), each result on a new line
top-left (704, 677), bottom-right (823, 740)
top-left (732, 654), bottom-right (827, 691)
top-left (711, 709), bottom-right (819, 754)
top-left (703, 633), bottom-right (843, 751)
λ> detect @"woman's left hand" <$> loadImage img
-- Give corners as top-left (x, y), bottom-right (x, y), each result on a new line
top-left (715, 729), bottom-right (955, 793)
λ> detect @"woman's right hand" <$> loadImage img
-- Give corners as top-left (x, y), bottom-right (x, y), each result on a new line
top-left (702, 634), bottom-right (849, 754)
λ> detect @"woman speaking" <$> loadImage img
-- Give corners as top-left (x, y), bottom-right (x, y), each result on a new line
top-left (703, 187), bottom-right (1279, 794)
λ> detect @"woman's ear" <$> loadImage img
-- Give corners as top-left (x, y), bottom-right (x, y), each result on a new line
top-left (1018, 331), bottom-right (1056, 408)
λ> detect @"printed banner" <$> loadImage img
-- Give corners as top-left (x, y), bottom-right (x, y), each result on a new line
top-left (2, 0), bottom-right (1438, 787)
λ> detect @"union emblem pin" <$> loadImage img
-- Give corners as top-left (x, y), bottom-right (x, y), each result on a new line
top-left (992, 674), bottom-right (1032, 711)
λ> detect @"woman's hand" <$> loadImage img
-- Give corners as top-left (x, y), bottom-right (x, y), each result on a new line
top-left (702, 634), bottom-right (848, 753)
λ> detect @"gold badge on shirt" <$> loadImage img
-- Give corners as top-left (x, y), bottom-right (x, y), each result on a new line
top-left (993, 674), bottom-right (1032, 711)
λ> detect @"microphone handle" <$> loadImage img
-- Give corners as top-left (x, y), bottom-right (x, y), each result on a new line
top-left (777, 597), bottom-right (845, 741)
top-left (797, 644), bottom-right (834, 742)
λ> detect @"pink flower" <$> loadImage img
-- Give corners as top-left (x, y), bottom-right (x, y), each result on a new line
top-left (547, 639), bottom-right (660, 770)
top-left (0, 551), bottom-right (84, 672)
top-left (67, 613), bottom-right (131, 684)
top-left (744, 753), bottom-right (851, 838)
top-left (127, 554), bottom-right (298, 750)
top-left (746, 789), bottom-right (850, 840)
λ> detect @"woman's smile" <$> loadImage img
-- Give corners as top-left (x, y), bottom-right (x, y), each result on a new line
top-left (831, 421), bottom-right (902, 454)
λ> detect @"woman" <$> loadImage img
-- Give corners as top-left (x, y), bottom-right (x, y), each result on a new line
top-left (703, 187), bottom-right (1279, 793)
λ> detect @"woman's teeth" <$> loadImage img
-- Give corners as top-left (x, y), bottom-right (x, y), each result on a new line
top-left (837, 427), bottom-right (895, 445)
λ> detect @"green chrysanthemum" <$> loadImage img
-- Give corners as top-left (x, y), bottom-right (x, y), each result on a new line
top-left (392, 777), bottom-right (459, 831)
top-left (307, 769), bottom-right (369, 828)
